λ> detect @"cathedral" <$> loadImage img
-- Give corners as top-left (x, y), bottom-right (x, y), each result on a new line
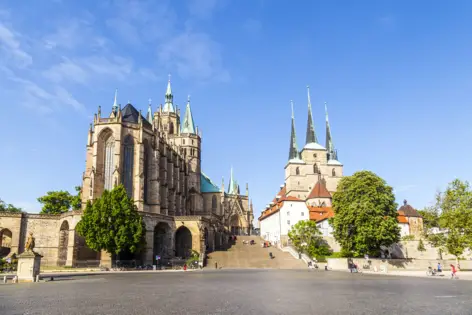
top-left (0, 79), bottom-right (253, 267)
top-left (259, 86), bottom-right (343, 245)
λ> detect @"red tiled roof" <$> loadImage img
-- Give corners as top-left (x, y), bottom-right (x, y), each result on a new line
top-left (259, 186), bottom-right (302, 221)
top-left (398, 200), bottom-right (421, 217)
top-left (397, 215), bottom-right (408, 224)
top-left (307, 178), bottom-right (331, 199)
top-left (308, 206), bottom-right (334, 222)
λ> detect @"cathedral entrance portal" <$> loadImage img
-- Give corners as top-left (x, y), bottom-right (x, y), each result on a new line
top-left (154, 222), bottom-right (171, 264)
top-left (57, 221), bottom-right (69, 266)
top-left (230, 214), bottom-right (242, 235)
top-left (175, 226), bottom-right (192, 258)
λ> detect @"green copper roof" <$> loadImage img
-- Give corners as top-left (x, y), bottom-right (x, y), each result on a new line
top-left (146, 99), bottom-right (152, 122)
top-left (288, 100), bottom-right (301, 161)
top-left (325, 102), bottom-right (338, 161)
top-left (305, 86), bottom-right (318, 144)
top-left (181, 96), bottom-right (196, 134)
top-left (227, 167), bottom-right (238, 194)
top-left (163, 78), bottom-right (175, 112)
top-left (201, 172), bottom-right (220, 193)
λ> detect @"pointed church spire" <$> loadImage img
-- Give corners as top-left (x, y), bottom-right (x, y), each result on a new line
top-left (288, 100), bottom-right (300, 161)
top-left (325, 102), bottom-right (338, 161)
top-left (112, 89), bottom-right (118, 113)
top-left (181, 95), bottom-right (196, 134)
top-left (163, 74), bottom-right (175, 112)
top-left (305, 86), bottom-right (318, 144)
top-left (147, 98), bottom-right (153, 122)
top-left (228, 166), bottom-right (237, 194)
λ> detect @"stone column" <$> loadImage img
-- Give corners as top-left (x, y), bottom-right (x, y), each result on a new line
top-left (143, 230), bottom-right (154, 265)
top-left (65, 230), bottom-right (77, 267)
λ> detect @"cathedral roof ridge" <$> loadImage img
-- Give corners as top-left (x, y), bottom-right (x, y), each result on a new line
top-left (307, 178), bottom-right (331, 199)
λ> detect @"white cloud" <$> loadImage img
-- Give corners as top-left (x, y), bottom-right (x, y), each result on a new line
top-left (158, 31), bottom-right (230, 82)
top-left (0, 21), bottom-right (32, 67)
top-left (43, 57), bottom-right (89, 84)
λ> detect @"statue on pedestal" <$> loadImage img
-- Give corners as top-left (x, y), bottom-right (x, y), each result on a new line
top-left (25, 232), bottom-right (35, 252)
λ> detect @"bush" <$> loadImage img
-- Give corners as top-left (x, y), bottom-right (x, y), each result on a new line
top-left (402, 235), bottom-right (415, 241)
top-left (185, 250), bottom-right (200, 269)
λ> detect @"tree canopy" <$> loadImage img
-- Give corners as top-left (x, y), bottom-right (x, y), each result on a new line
top-left (37, 186), bottom-right (82, 214)
top-left (423, 179), bottom-right (472, 260)
top-left (288, 220), bottom-right (331, 259)
top-left (330, 170), bottom-right (400, 257)
top-left (76, 185), bottom-right (146, 256)
top-left (0, 199), bottom-right (22, 213)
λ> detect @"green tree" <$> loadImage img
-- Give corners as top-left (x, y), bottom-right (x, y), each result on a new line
top-left (0, 199), bottom-right (22, 213)
top-left (288, 220), bottom-right (330, 260)
top-left (76, 185), bottom-right (146, 257)
top-left (330, 170), bottom-right (400, 257)
top-left (435, 179), bottom-right (472, 263)
top-left (37, 191), bottom-right (72, 214)
top-left (71, 186), bottom-right (82, 210)
top-left (417, 239), bottom-right (426, 252)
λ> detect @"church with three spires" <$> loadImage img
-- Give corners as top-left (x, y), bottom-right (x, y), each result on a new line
top-left (258, 86), bottom-right (344, 245)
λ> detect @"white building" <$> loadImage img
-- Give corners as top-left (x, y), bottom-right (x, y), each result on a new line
top-left (259, 197), bottom-right (309, 245)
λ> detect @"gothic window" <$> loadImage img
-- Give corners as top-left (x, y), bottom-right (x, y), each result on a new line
top-left (143, 141), bottom-right (149, 204)
top-left (313, 153), bottom-right (317, 158)
top-left (192, 140), bottom-right (194, 145)
top-left (211, 195), bottom-right (217, 212)
top-left (183, 139), bottom-right (185, 145)
top-left (332, 168), bottom-right (336, 177)
top-left (321, 201), bottom-right (326, 207)
top-left (122, 135), bottom-right (135, 197)
top-left (89, 176), bottom-right (93, 199)
top-left (169, 122), bottom-right (174, 134)
top-left (314, 164), bottom-right (319, 174)
top-left (295, 167), bottom-right (300, 175)
top-left (104, 136), bottom-right (115, 191)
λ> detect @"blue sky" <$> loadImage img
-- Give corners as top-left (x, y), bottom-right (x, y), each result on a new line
top-left (1, 0), bottom-right (472, 219)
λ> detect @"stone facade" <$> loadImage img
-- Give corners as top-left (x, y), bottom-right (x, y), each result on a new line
top-left (0, 80), bottom-right (254, 267)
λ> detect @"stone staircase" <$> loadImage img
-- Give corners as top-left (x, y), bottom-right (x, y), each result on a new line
top-left (205, 236), bottom-right (306, 269)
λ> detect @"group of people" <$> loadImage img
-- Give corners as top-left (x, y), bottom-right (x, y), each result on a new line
top-left (435, 262), bottom-right (458, 279)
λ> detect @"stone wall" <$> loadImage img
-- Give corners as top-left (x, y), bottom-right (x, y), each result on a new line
top-left (327, 258), bottom-right (472, 272)
top-left (389, 240), bottom-right (472, 260)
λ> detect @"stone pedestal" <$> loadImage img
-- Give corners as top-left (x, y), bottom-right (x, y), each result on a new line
top-left (17, 251), bottom-right (42, 283)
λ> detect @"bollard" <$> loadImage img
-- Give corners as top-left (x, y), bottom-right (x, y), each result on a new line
top-left (215, 262), bottom-right (218, 269)
top-left (3, 276), bottom-right (6, 284)
top-left (35, 275), bottom-right (40, 283)
top-left (13, 276), bottom-right (18, 283)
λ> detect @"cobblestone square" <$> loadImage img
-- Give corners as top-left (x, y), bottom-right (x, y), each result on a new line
top-left (1, 270), bottom-right (472, 314)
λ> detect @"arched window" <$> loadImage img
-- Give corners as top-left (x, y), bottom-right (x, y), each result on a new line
top-left (143, 140), bottom-right (149, 204)
top-left (89, 175), bottom-right (93, 199)
top-left (182, 139), bottom-right (185, 145)
top-left (295, 167), bottom-right (300, 175)
top-left (332, 168), bottom-right (336, 177)
top-left (122, 135), bottom-right (134, 197)
top-left (104, 136), bottom-right (115, 191)
top-left (169, 122), bottom-right (174, 134)
top-left (313, 164), bottom-right (319, 174)
top-left (211, 195), bottom-right (217, 213)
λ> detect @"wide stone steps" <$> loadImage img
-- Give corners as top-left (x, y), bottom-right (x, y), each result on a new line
top-left (205, 236), bottom-right (306, 269)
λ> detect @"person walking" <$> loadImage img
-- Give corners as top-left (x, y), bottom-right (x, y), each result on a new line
top-left (450, 264), bottom-right (457, 279)
top-left (437, 262), bottom-right (442, 273)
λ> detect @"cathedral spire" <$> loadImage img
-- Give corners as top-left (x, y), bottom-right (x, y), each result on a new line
top-left (325, 102), bottom-right (338, 161)
top-left (112, 89), bottom-right (118, 113)
top-left (181, 95), bottom-right (196, 134)
top-left (147, 98), bottom-right (152, 122)
top-left (163, 74), bottom-right (175, 112)
top-left (305, 85), bottom-right (318, 144)
top-left (227, 166), bottom-right (237, 194)
top-left (288, 100), bottom-right (300, 161)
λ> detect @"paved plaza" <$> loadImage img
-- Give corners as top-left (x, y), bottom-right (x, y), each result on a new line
top-left (1, 270), bottom-right (472, 314)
